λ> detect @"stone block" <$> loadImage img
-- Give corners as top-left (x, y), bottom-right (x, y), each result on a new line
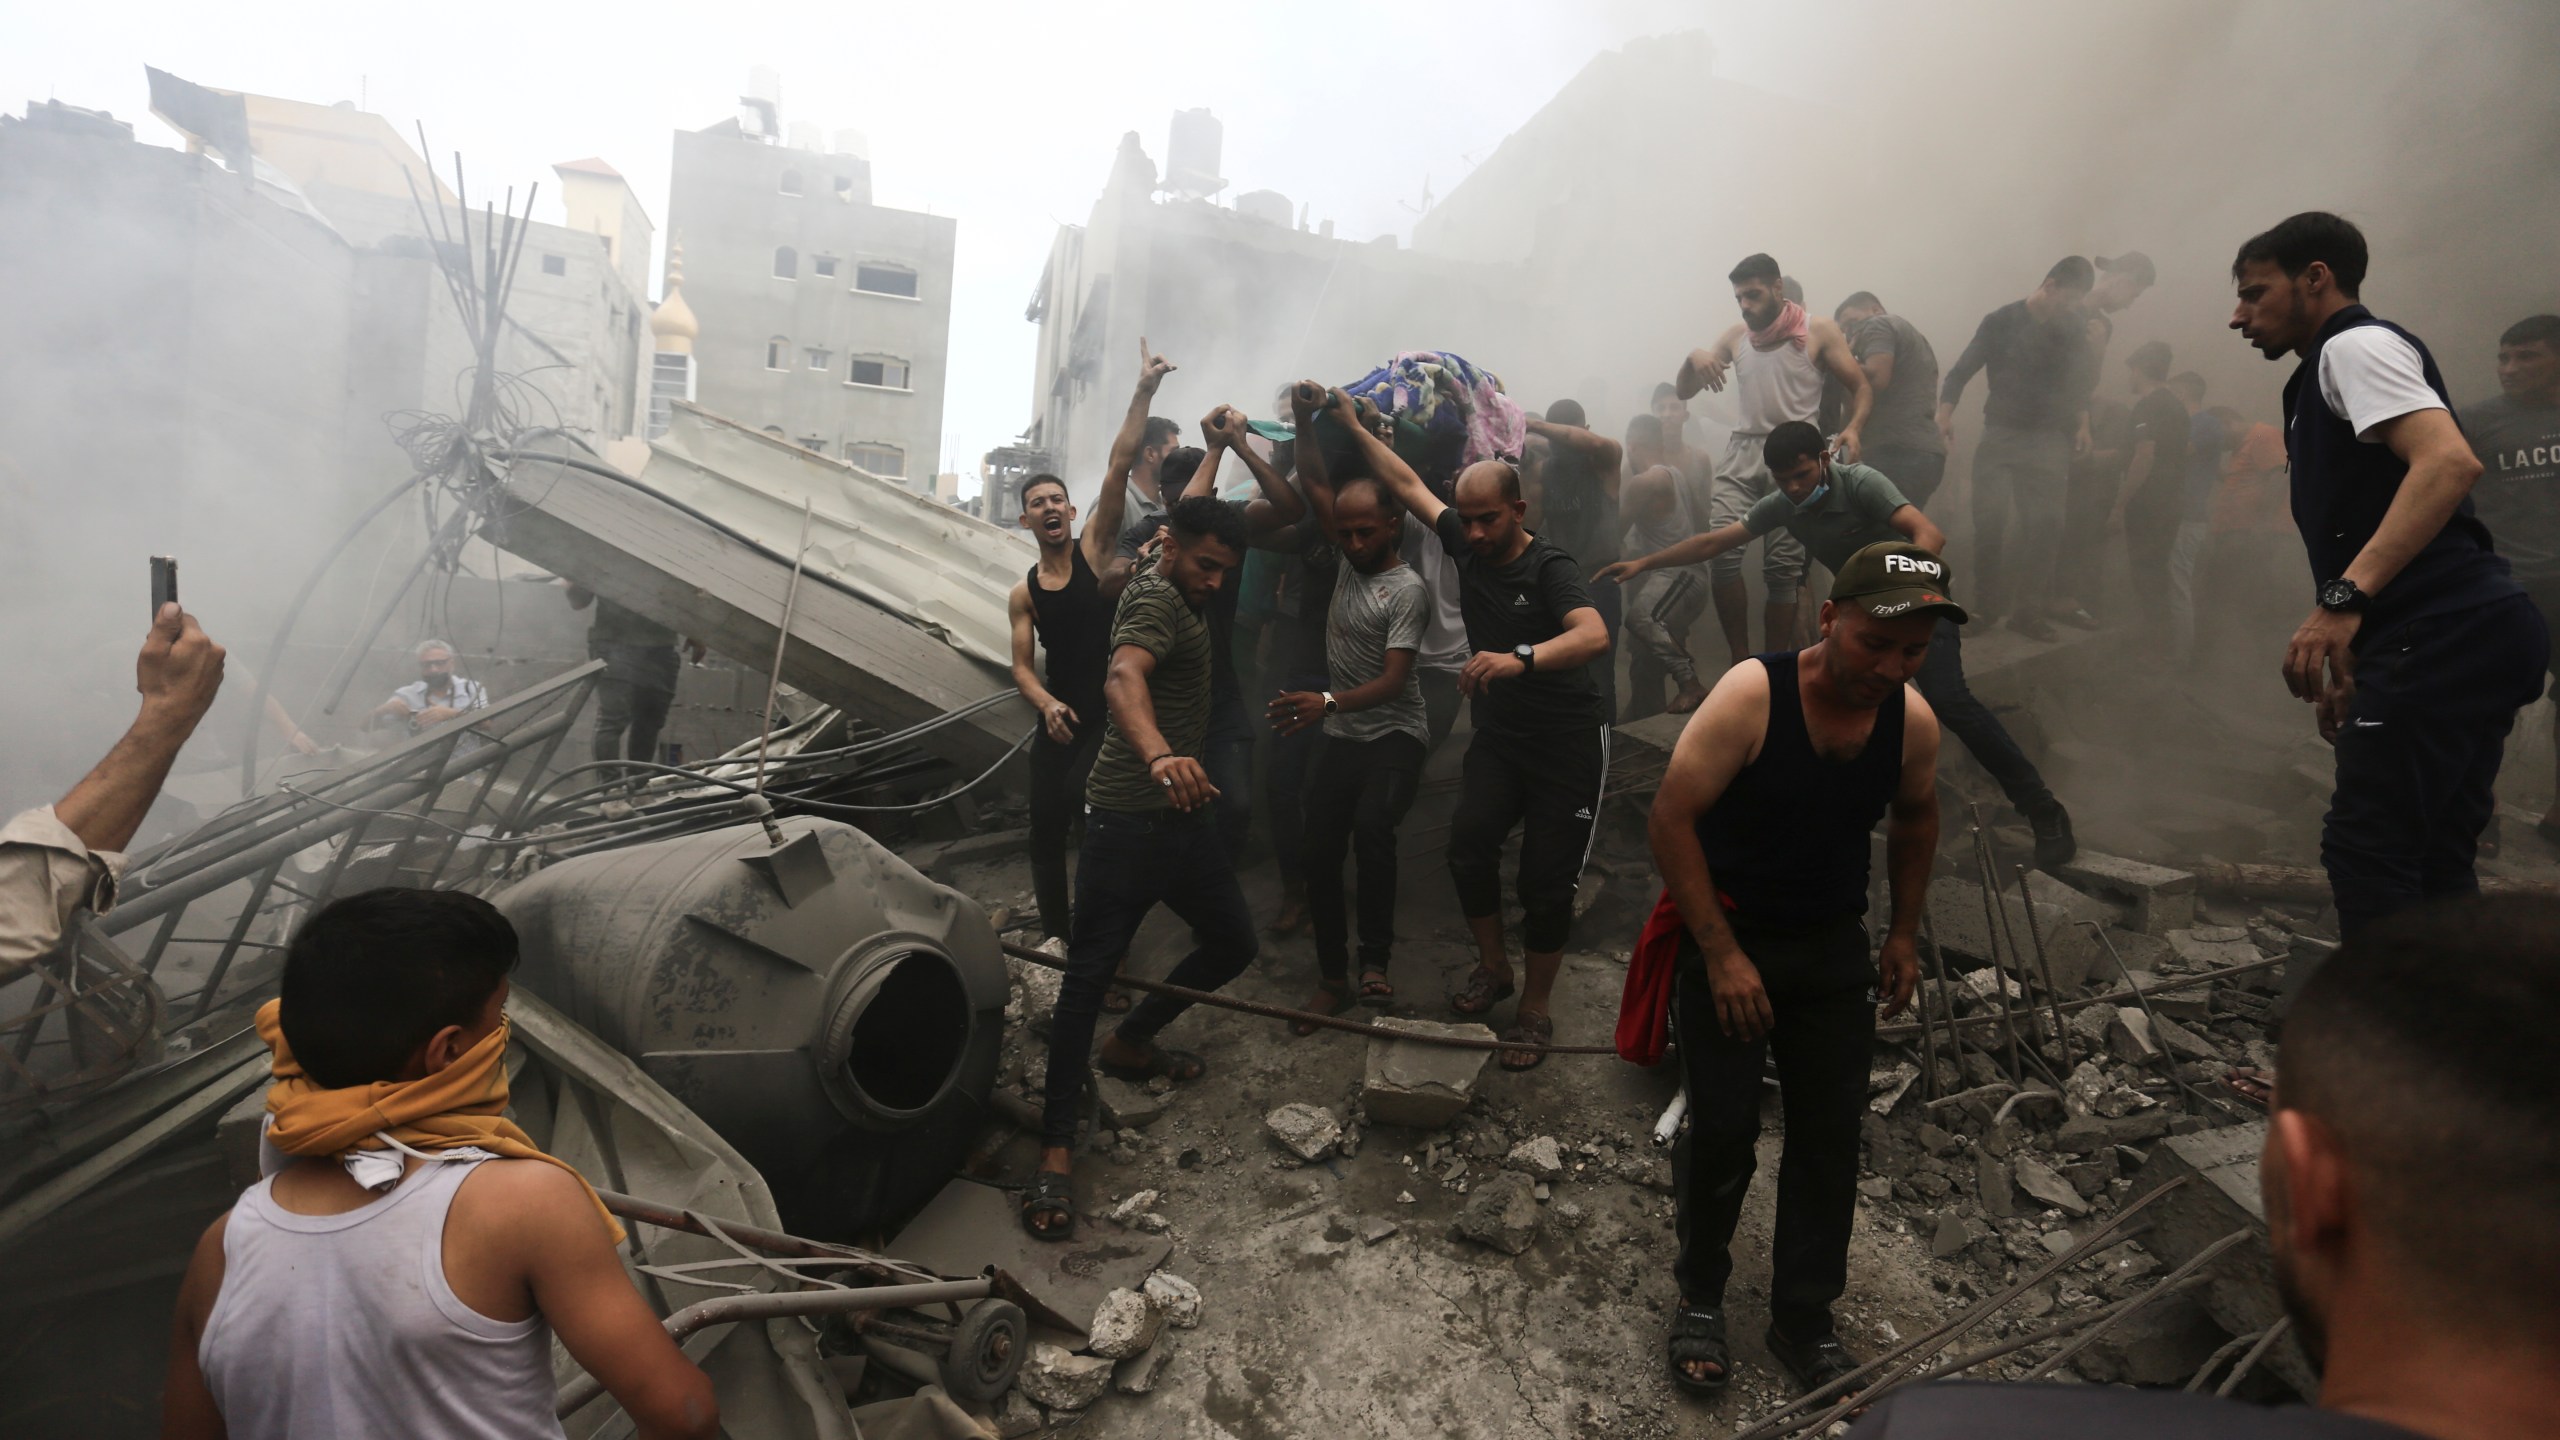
top-left (1143, 1270), bottom-right (1202, 1329)
top-left (1085, 1287), bottom-right (1163, 1360)
top-left (1016, 1342), bottom-right (1114, 1411)
top-left (2068, 1288), bottom-right (2228, 1386)
top-left (1362, 1018), bottom-right (1496, 1128)
top-left (2106, 1009), bottom-right (2161, 1064)
top-left (2167, 928), bottom-right (2263, 973)
top-left (2130, 1123), bottom-right (2316, 1395)
top-left (1094, 1076), bottom-right (1171, 1130)
top-left (2149, 1013), bottom-right (2226, 1064)
top-left (1453, 1171), bottom-right (1542, 1255)
top-left (1975, 1150), bottom-right (2015, 1219)
top-left (2054, 852), bottom-right (2198, 936)
top-left (1926, 876), bottom-right (2102, 991)
top-left (1504, 1135), bottom-right (1565, 1181)
top-left (2012, 1155), bottom-right (2089, 1217)
top-left (1264, 1103), bottom-right (1342, 1162)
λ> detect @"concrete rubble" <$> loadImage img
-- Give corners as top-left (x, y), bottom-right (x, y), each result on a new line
top-left (1265, 1103), bottom-right (1344, 1162)
top-left (1015, 1342), bottom-right (1115, 1411)
top-left (1452, 1171), bottom-right (1544, 1255)
top-left (1086, 1287), bottom-right (1165, 1360)
top-left (1361, 1017), bottom-right (1497, 1127)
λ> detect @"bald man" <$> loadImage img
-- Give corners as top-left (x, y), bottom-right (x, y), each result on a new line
top-left (1338, 390), bottom-right (1611, 1071)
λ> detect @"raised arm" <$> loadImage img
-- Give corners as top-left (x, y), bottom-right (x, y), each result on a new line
top-left (57, 605), bottom-right (226, 853)
top-left (1087, 339), bottom-right (1176, 571)
top-left (1524, 416), bottom-right (1625, 483)
top-left (1677, 324), bottom-right (1748, 398)
top-left (1289, 382), bottom-right (1345, 544)
top-left (1594, 520), bottom-right (1755, 584)
top-left (1812, 316), bottom-right (1874, 462)
top-left (1204, 406), bottom-right (1306, 532)
top-left (1646, 660), bottom-right (1774, 1040)
top-left (1329, 388), bottom-right (1444, 528)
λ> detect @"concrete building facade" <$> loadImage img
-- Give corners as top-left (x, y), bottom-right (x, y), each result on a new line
top-left (665, 107), bottom-right (955, 489)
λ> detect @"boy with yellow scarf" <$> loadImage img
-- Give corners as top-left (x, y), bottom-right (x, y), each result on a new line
top-left (159, 887), bottom-right (717, 1440)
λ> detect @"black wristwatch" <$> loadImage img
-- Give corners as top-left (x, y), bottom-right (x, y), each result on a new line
top-left (2317, 578), bottom-right (2368, 614)
top-left (1513, 643), bottom-right (1537, 672)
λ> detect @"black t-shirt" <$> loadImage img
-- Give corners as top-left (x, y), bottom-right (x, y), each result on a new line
top-left (2129, 385), bottom-right (2193, 505)
top-left (1271, 517), bottom-right (1340, 681)
top-left (1536, 444), bottom-right (1620, 574)
top-left (1849, 1382), bottom-right (2427, 1440)
top-left (1433, 509), bottom-right (1602, 735)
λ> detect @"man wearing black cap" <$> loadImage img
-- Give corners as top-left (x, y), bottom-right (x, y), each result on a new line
top-left (1602, 421), bottom-right (2074, 866)
top-left (1644, 539), bottom-right (1943, 1401)
top-left (2229, 212), bottom-right (2547, 950)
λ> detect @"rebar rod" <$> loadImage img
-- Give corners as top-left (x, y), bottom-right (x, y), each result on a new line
top-left (2014, 862), bottom-right (2075, 1074)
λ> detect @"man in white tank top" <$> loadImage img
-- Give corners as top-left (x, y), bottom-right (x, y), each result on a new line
top-left (1677, 253), bottom-right (1873, 664)
top-left (161, 888), bottom-right (718, 1440)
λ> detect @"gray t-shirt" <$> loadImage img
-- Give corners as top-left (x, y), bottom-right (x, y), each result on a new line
top-left (2465, 393), bottom-right (2560, 582)
top-left (1854, 313), bottom-right (1945, 456)
top-left (1621, 462), bottom-right (1718, 561)
top-left (1324, 557), bottom-right (1430, 744)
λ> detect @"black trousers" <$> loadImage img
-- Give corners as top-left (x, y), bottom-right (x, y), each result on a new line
top-left (1303, 730), bottom-right (1429, 979)
top-left (1263, 668), bottom-right (1329, 890)
top-left (1672, 918), bottom-right (1875, 1338)
top-left (594, 677), bottom-right (674, 764)
top-left (1912, 616), bottom-right (2056, 817)
top-left (1421, 667), bottom-right (1463, 752)
top-left (1205, 692), bottom-right (1255, 863)
top-left (2324, 595), bottom-right (2549, 940)
top-left (1040, 806), bottom-right (1258, 1148)
top-left (1026, 721), bottom-right (1104, 939)
top-left (1447, 724), bottom-right (1606, 953)
top-left (2124, 485), bottom-right (2182, 627)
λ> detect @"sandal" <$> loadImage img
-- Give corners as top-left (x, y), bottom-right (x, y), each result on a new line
top-left (2224, 1066), bottom-right (2273, 1112)
top-left (1293, 979), bottom-right (1354, 1037)
top-left (1451, 966), bottom-right (1516, 1016)
top-left (1103, 986), bottom-right (1132, 1015)
top-left (1765, 1323), bottom-right (1866, 1403)
top-left (1021, 1170), bottom-right (1075, 1243)
top-left (1096, 1042), bottom-right (1207, 1085)
top-left (1666, 1307), bottom-right (1729, 1394)
top-left (1358, 969), bottom-right (1395, 1004)
top-left (1499, 1011), bottom-right (1552, 1072)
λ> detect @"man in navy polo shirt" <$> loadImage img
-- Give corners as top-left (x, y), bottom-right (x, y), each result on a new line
top-left (2228, 211), bottom-right (2548, 948)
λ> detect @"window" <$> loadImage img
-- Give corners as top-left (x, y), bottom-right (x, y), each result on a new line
top-left (848, 356), bottom-right (911, 390)
top-left (833, 175), bottom-right (854, 197)
top-left (853, 262), bottom-right (918, 298)
top-left (761, 425), bottom-right (787, 439)
top-left (541, 253), bottom-right (566, 276)
top-left (779, 169), bottom-right (803, 196)
top-left (805, 348), bottom-right (832, 370)
top-left (799, 435), bottom-right (826, 453)
top-left (812, 255), bottom-right (839, 279)
top-left (766, 337), bottom-right (790, 370)
top-left (773, 246), bottom-right (797, 279)
top-left (845, 442), bottom-right (905, 477)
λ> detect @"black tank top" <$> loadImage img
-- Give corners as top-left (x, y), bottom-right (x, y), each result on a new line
top-left (1027, 546), bottom-right (1110, 720)
top-left (1697, 651), bottom-right (1904, 926)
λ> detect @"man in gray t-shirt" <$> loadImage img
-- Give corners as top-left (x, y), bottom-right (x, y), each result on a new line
top-left (1835, 293), bottom-right (1947, 508)
top-left (1271, 477), bottom-right (1436, 1010)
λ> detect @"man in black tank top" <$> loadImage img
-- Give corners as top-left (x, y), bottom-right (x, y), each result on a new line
top-left (1644, 541), bottom-right (1950, 1403)
top-left (1006, 344), bottom-right (1160, 944)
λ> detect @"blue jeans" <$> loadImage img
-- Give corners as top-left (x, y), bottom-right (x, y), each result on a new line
top-left (1039, 806), bottom-right (1257, 1148)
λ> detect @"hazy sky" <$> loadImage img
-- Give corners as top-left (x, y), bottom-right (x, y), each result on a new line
top-left (4, 0), bottom-right (1848, 487)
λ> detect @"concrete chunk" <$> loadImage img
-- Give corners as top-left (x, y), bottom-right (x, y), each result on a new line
top-left (1085, 1287), bottom-right (1163, 1360)
top-left (2168, 928), bottom-right (2262, 972)
top-left (2055, 852), bottom-right (2198, 936)
top-left (1113, 1338), bottom-right (1173, 1395)
top-left (1016, 1342), bottom-right (1114, 1411)
top-left (1362, 1017), bottom-right (1496, 1128)
top-left (1504, 1135), bottom-right (1565, 1181)
top-left (1143, 1270), bottom-right (1202, 1329)
top-left (2013, 1155), bottom-right (2090, 1217)
top-left (1094, 1076), bottom-right (1171, 1130)
top-left (2130, 1123), bottom-right (2316, 1395)
top-left (1926, 876), bottom-right (2102, 990)
top-left (1453, 1171), bottom-right (1543, 1255)
top-left (1264, 1103), bottom-right (1342, 1162)
top-left (2106, 1008), bottom-right (2161, 1063)
top-left (2069, 1289), bottom-right (2227, 1386)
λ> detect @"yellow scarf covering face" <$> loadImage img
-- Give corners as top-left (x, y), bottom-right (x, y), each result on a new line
top-left (256, 997), bottom-right (624, 1242)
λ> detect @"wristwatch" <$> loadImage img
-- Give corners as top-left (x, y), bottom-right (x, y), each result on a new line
top-left (1513, 643), bottom-right (1537, 672)
top-left (1321, 691), bottom-right (1339, 715)
top-left (2317, 578), bottom-right (2368, 614)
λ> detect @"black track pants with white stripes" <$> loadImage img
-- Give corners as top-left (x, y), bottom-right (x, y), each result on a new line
top-left (1446, 723), bottom-right (1607, 952)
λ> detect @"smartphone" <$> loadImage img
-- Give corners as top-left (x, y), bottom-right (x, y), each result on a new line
top-left (150, 556), bottom-right (179, 618)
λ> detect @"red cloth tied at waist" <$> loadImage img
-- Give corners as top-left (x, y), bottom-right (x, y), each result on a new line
top-left (1616, 887), bottom-right (1731, 1065)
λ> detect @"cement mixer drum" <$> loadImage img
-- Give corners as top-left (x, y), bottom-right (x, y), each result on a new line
top-left (495, 817), bottom-right (1004, 1237)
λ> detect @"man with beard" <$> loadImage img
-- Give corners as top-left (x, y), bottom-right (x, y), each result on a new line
top-left (1005, 342), bottom-right (1156, 947)
top-left (1023, 495), bottom-right (1256, 1240)
top-left (2463, 315), bottom-right (2560, 844)
top-left (1832, 292), bottom-right (1946, 509)
top-left (1643, 540), bottom-right (1940, 1400)
top-left (1847, 893), bottom-right (2560, 1438)
top-left (1679, 253), bottom-right (1874, 663)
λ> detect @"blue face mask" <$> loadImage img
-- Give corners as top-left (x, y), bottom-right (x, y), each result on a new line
top-left (1791, 482), bottom-right (1831, 512)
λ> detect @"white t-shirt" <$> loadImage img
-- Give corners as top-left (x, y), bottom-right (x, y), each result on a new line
top-left (2316, 326), bottom-right (2446, 443)
top-left (1400, 513), bottom-right (1468, 673)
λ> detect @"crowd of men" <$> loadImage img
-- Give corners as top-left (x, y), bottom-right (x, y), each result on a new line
top-left (0, 205), bottom-right (2542, 1436)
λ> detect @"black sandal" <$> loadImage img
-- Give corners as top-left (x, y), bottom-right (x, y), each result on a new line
top-left (1667, 1307), bottom-right (1729, 1393)
top-left (1764, 1323), bottom-right (1865, 1401)
top-left (1021, 1170), bottom-right (1075, 1243)
top-left (1451, 966), bottom-right (1515, 1016)
top-left (1294, 979), bottom-right (1354, 1036)
top-left (1095, 1042), bottom-right (1207, 1085)
top-left (1358, 969), bottom-right (1395, 1004)
top-left (1499, 1011), bottom-right (1552, 1072)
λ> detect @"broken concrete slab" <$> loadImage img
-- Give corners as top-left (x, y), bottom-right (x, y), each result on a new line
top-left (1358, 1216), bottom-right (1400, 1245)
top-left (1265, 1103), bottom-right (1343, 1162)
top-left (2055, 853), bottom-right (2198, 936)
top-left (1016, 1342), bottom-right (1114, 1411)
top-left (989, 1389), bottom-right (1044, 1437)
top-left (1085, 1287), bottom-right (1163, 1361)
top-left (1926, 876), bottom-right (2102, 990)
top-left (1362, 1017), bottom-right (1496, 1129)
top-left (2130, 1122), bottom-right (2318, 1396)
top-left (1868, 1062), bottom-right (1920, 1116)
top-left (2106, 1008), bottom-right (2161, 1064)
top-left (1975, 1150), bottom-right (2015, 1219)
top-left (2024, 870), bottom-right (2118, 930)
top-left (2149, 1012), bottom-right (2226, 1064)
top-left (1113, 1338), bottom-right (1173, 1395)
top-left (1453, 1171), bottom-right (1542, 1255)
top-left (2068, 1288), bottom-right (2227, 1386)
top-left (2168, 928), bottom-right (2262, 972)
top-left (2011, 1155), bottom-right (2089, 1217)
